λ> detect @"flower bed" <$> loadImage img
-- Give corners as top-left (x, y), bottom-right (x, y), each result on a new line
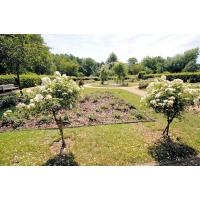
top-left (0, 91), bottom-right (151, 131)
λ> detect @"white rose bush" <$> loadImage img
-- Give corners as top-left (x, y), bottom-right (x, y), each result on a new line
top-left (4, 71), bottom-right (81, 154)
top-left (143, 76), bottom-right (200, 137)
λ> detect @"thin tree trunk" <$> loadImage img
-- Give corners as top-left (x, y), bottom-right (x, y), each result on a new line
top-left (16, 64), bottom-right (23, 96)
top-left (163, 115), bottom-right (176, 137)
top-left (53, 111), bottom-right (66, 155)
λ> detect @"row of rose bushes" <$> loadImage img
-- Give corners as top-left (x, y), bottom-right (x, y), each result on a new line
top-left (140, 72), bottom-right (200, 83)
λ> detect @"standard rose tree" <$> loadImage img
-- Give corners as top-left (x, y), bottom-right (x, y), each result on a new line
top-left (6, 71), bottom-right (81, 154)
top-left (143, 76), bottom-right (200, 137)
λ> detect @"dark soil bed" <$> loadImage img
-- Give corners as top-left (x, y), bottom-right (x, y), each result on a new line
top-left (0, 91), bottom-right (151, 131)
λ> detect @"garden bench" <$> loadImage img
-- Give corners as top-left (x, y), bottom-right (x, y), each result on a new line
top-left (0, 84), bottom-right (18, 93)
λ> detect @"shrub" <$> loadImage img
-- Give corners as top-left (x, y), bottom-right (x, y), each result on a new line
top-left (13, 119), bottom-right (24, 129)
top-left (113, 111), bottom-right (121, 119)
top-left (3, 71), bottom-right (81, 154)
top-left (143, 76), bottom-right (200, 137)
top-left (0, 74), bottom-right (42, 88)
top-left (88, 114), bottom-right (97, 122)
top-left (99, 65), bottom-right (109, 84)
top-left (0, 93), bottom-right (18, 109)
top-left (138, 81), bottom-right (149, 89)
top-left (142, 72), bottom-right (200, 83)
top-left (36, 115), bottom-right (53, 125)
top-left (138, 71), bottom-right (146, 79)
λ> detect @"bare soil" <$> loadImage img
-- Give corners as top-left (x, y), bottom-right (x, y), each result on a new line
top-left (0, 91), bottom-right (151, 131)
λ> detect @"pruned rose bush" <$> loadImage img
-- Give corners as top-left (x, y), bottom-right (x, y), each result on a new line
top-left (3, 71), bottom-right (81, 154)
top-left (142, 76), bottom-right (200, 137)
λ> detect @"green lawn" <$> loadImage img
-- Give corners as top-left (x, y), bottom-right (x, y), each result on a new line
top-left (0, 88), bottom-right (200, 166)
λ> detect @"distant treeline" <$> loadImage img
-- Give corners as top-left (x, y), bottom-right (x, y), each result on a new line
top-left (0, 34), bottom-right (199, 77)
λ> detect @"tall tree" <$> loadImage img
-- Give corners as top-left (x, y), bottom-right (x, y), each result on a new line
top-left (113, 62), bottom-right (128, 84)
top-left (0, 34), bottom-right (51, 94)
top-left (80, 57), bottom-right (98, 76)
top-left (128, 57), bottom-right (138, 66)
top-left (106, 52), bottom-right (118, 69)
top-left (141, 56), bottom-right (165, 73)
top-left (164, 48), bottom-right (199, 73)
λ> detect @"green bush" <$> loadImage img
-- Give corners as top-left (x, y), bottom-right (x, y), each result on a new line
top-left (138, 81), bottom-right (149, 89)
top-left (0, 74), bottom-right (100, 89)
top-left (138, 71), bottom-right (146, 79)
top-left (0, 93), bottom-right (18, 109)
top-left (0, 74), bottom-right (42, 88)
top-left (142, 72), bottom-right (200, 83)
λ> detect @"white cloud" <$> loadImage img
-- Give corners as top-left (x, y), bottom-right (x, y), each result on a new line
top-left (43, 34), bottom-right (200, 63)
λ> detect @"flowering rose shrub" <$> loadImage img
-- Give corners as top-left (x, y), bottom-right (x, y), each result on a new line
top-left (3, 71), bottom-right (81, 154)
top-left (142, 76), bottom-right (200, 137)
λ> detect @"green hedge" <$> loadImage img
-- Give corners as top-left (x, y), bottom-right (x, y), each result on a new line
top-left (0, 74), bottom-right (101, 88)
top-left (0, 74), bottom-right (42, 88)
top-left (0, 93), bottom-right (18, 109)
top-left (142, 72), bottom-right (200, 83)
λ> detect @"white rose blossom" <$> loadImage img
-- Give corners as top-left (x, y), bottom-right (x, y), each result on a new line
top-left (34, 94), bottom-right (44, 102)
top-left (41, 77), bottom-right (51, 86)
top-left (54, 71), bottom-right (61, 76)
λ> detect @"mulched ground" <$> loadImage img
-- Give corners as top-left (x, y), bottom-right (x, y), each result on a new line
top-left (0, 91), bottom-right (151, 131)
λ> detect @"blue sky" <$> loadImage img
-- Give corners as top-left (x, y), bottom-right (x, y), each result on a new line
top-left (42, 34), bottom-right (200, 63)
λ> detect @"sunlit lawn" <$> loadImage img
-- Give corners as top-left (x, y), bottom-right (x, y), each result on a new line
top-left (0, 88), bottom-right (200, 165)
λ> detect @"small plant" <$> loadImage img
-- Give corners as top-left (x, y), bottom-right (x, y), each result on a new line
top-left (99, 65), bottom-right (109, 84)
top-left (13, 119), bottom-right (24, 129)
top-left (0, 93), bottom-right (18, 109)
top-left (113, 111), bottom-right (121, 119)
top-left (36, 115), bottom-right (53, 125)
top-left (138, 81), bottom-right (149, 89)
top-left (130, 110), bottom-right (144, 120)
top-left (76, 112), bottom-right (82, 117)
top-left (1, 111), bottom-right (13, 126)
top-left (62, 113), bottom-right (70, 125)
top-left (88, 114), bottom-right (97, 122)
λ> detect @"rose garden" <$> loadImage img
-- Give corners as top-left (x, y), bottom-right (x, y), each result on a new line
top-left (1, 34), bottom-right (200, 166)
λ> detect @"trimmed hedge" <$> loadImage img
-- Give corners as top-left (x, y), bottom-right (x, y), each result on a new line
top-left (0, 74), bottom-right (42, 88)
top-left (142, 72), bottom-right (200, 83)
top-left (0, 93), bottom-right (18, 109)
top-left (0, 74), bottom-right (101, 88)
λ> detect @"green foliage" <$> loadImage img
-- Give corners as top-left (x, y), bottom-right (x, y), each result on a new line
top-left (52, 54), bottom-right (80, 76)
top-left (0, 74), bottom-right (42, 88)
top-left (142, 72), bottom-right (200, 83)
top-left (106, 52), bottom-right (118, 64)
top-left (36, 115), bottom-right (53, 125)
top-left (144, 76), bottom-right (200, 136)
top-left (138, 81), bottom-right (149, 89)
top-left (13, 119), bottom-right (25, 129)
top-left (128, 57), bottom-right (138, 66)
top-left (164, 48), bottom-right (199, 73)
top-left (0, 93), bottom-right (18, 109)
top-left (138, 71), bottom-right (146, 79)
top-left (141, 56), bottom-right (165, 73)
top-left (99, 65), bottom-right (109, 84)
top-left (113, 62), bottom-right (128, 84)
top-left (129, 63), bottom-right (144, 75)
top-left (80, 58), bottom-right (99, 76)
top-left (182, 61), bottom-right (200, 72)
top-left (0, 34), bottom-right (52, 74)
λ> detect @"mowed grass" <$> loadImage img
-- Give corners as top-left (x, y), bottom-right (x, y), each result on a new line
top-left (0, 87), bottom-right (200, 165)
